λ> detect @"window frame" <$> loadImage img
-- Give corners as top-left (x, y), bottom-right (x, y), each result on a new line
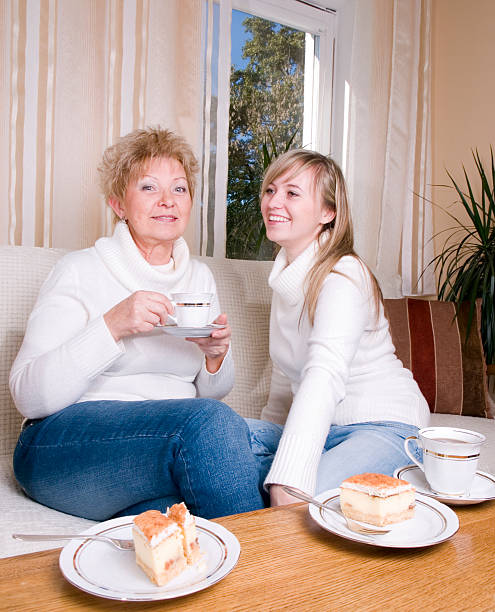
top-left (199, 0), bottom-right (347, 258)
top-left (231, 0), bottom-right (336, 154)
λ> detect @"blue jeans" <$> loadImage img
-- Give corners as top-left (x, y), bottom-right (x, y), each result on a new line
top-left (14, 399), bottom-right (265, 520)
top-left (246, 418), bottom-right (422, 493)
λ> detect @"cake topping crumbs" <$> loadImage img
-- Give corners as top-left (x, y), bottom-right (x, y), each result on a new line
top-left (340, 473), bottom-right (415, 497)
top-left (133, 510), bottom-right (179, 541)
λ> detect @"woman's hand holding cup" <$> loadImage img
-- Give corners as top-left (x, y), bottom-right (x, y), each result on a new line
top-left (104, 291), bottom-right (230, 372)
top-left (187, 313), bottom-right (231, 373)
top-left (104, 290), bottom-right (174, 341)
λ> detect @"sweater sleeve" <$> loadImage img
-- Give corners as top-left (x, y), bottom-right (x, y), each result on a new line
top-left (264, 262), bottom-right (372, 495)
top-left (193, 265), bottom-right (235, 399)
top-left (9, 259), bottom-right (124, 418)
top-left (195, 346), bottom-right (234, 399)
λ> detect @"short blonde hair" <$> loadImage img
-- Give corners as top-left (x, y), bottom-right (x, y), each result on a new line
top-left (98, 126), bottom-right (199, 209)
top-left (261, 149), bottom-right (383, 325)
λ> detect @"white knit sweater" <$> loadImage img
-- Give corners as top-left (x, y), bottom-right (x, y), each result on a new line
top-left (261, 241), bottom-right (430, 495)
top-left (10, 222), bottom-right (233, 419)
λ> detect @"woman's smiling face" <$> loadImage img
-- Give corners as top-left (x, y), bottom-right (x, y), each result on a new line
top-left (109, 156), bottom-right (192, 264)
top-left (261, 166), bottom-right (335, 262)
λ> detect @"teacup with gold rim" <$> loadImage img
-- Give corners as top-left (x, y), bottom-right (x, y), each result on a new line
top-left (404, 427), bottom-right (485, 496)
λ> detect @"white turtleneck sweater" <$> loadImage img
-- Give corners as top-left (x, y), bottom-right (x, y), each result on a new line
top-left (10, 222), bottom-right (233, 419)
top-left (261, 241), bottom-right (430, 495)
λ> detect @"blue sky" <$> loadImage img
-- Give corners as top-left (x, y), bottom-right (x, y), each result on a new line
top-left (231, 10), bottom-right (250, 69)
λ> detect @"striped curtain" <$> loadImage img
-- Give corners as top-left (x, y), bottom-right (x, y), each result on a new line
top-left (199, 0), bottom-right (231, 258)
top-left (0, 0), bottom-right (203, 250)
top-left (345, 0), bottom-right (435, 298)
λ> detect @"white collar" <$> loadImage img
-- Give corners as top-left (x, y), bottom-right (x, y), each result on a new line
top-left (268, 240), bottom-right (319, 305)
top-left (94, 221), bottom-right (190, 293)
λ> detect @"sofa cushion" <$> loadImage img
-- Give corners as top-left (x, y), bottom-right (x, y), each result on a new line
top-left (0, 247), bottom-right (68, 455)
top-left (385, 298), bottom-right (494, 419)
top-left (197, 256), bottom-right (273, 419)
top-left (0, 455), bottom-right (95, 558)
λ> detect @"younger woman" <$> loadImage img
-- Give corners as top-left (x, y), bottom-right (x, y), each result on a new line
top-left (248, 149), bottom-right (429, 506)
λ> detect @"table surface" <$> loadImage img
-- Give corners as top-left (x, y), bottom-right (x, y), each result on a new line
top-left (2, 500), bottom-right (494, 611)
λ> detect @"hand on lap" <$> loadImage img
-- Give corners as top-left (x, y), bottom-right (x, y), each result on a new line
top-left (269, 484), bottom-right (302, 507)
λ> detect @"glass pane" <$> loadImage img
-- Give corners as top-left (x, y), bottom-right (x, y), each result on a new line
top-left (227, 11), bottom-right (306, 260)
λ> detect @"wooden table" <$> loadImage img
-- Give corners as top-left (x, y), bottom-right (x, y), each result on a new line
top-left (1, 501), bottom-right (494, 611)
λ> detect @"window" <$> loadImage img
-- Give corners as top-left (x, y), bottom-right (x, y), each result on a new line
top-left (227, 11), bottom-right (305, 260)
top-left (200, 0), bottom-right (336, 259)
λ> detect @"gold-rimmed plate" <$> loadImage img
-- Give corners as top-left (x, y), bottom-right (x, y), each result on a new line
top-left (309, 489), bottom-right (459, 548)
top-left (161, 324), bottom-right (226, 338)
top-left (395, 465), bottom-right (495, 505)
top-left (58, 516), bottom-right (240, 601)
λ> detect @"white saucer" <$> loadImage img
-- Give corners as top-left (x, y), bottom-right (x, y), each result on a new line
top-left (394, 465), bottom-right (495, 505)
top-left (309, 489), bottom-right (458, 548)
top-left (161, 324), bottom-right (226, 338)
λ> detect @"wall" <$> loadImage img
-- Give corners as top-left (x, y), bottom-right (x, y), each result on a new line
top-left (431, 0), bottom-right (495, 264)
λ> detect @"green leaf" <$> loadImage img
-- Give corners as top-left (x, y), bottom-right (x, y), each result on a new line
top-left (422, 148), bottom-right (495, 364)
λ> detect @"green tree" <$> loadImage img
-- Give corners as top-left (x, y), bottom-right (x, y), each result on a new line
top-left (227, 16), bottom-right (305, 260)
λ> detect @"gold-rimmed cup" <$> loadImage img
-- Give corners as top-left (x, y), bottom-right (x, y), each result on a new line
top-left (169, 292), bottom-right (213, 327)
top-left (404, 427), bottom-right (485, 496)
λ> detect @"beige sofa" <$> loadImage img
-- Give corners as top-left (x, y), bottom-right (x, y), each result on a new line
top-left (1, 246), bottom-right (494, 558)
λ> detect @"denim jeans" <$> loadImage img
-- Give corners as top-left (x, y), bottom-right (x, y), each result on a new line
top-left (246, 418), bottom-right (422, 493)
top-left (14, 399), bottom-right (265, 520)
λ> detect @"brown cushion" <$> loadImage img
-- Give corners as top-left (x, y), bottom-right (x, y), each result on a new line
top-left (384, 298), bottom-right (494, 418)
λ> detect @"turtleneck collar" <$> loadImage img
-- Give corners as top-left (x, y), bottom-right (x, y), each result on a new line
top-left (94, 221), bottom-right (191, 293)
top-left (268, 239), bottom-right (319, 305)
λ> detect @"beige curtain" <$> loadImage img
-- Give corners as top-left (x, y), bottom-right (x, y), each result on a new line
top-left (0, 0), bottom-right (203, 250)
top-left (200, 0), bottom-right (231, 258)
top-left (345, 0), bottom-right (435, 297)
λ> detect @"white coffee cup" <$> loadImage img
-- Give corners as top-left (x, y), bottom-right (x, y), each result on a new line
top-left (404, 427), bottom-right (485, 496)
top-left (168, 292), bottom-right (213, 327)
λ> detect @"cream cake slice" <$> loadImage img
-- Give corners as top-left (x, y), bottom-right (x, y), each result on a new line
top-left (167, 502), bottom-right (201, 564)
top-left (339, 473), bottom-right (415, 526)
top-left (132, 510), bottom-right (187, 586)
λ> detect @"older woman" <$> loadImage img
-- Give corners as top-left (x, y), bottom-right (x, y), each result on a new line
top-left (10, 127), bottom-right (264, 520)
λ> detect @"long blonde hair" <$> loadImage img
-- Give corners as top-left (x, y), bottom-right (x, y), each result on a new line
top-left (261, 149), bottom-right (383, 325)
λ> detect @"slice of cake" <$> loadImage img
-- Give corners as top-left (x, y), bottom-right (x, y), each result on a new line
top-left (339, 473), bottom-right (415, 527)
top-left (132, 510), bottom-right (187, 586)
top-left (167, 502), bottom-right (201, 564)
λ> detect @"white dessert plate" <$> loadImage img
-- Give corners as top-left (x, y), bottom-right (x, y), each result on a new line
top-left (309, 489), bottom-right (458, 548)
top-left (394, 465), bottom-right (495, 505)
top-left (161, 324), bottom-right (226, 338)
top-left (58, 515), bottom-right (240, 601)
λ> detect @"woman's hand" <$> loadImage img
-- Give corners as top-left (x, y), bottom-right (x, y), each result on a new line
top-left (104, 290), bottom-right (174, 342)
top-left (269, 484), bottom-right (301, 507)
top-left (186, 313), bottom-right (231, 373)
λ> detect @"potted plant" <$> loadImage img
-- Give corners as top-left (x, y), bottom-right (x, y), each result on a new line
top-left (424, 148), bottom-right (495, 365)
